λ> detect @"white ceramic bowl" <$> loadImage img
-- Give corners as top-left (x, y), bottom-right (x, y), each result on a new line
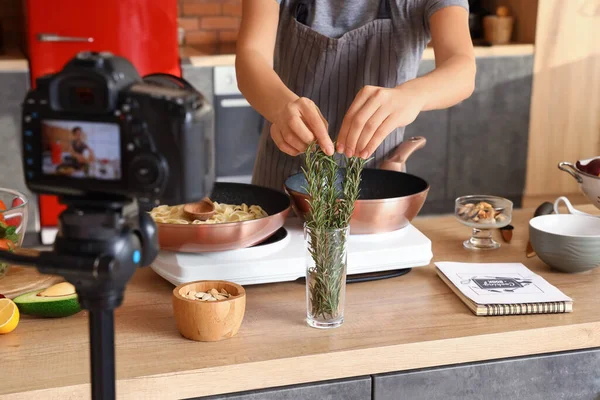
top-left (558, 158), bottom-right (600, 210)
top-left (529, 214), bottom-right (600, 273)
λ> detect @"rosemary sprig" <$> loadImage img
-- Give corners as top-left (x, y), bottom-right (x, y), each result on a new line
top-left (301, 142), bottom-right (369, 320)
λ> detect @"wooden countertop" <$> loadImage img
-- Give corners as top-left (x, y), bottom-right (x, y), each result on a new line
top-left (0, 48), bottom-right (28, 72)
top-left (184, 43), bottom-right (535, 67)
top-left (2, 205), bottom-right (599, 400)
top-left (0, 44), bottom-right (535, 71)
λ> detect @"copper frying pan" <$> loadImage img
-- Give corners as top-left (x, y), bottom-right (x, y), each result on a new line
top-left (284, 137), bottom-right (430, 234)
top-left (157, 182), bottom-right (291, 253)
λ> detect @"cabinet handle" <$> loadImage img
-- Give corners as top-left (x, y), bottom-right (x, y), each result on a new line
top-left (37, 33), bottom-right (94, 43)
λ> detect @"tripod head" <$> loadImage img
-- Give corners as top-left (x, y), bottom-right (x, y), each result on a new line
top-left (49, 196), bottom-right (157, 310)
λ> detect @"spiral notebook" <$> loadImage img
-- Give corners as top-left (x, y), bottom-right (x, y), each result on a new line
top-left (435, 262), bottom-right (573, 316)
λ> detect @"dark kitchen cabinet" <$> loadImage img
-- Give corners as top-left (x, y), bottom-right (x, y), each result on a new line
top-left (372, 348), bottom-right (600, 400)
top-left (192, 376), bottom-right (372, 400)
top-left (0, 70), bottom-right (39, 237)
top-left (407, 55), bottom-right (534, 214)
top-left (447, 55), bottom-right (534, 208)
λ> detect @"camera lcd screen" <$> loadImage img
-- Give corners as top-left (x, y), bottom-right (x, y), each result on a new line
top-left (41, 120), bottom-right (122, 181)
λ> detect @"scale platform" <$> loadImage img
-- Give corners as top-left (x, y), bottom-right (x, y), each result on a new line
top-left (151, 219), bottom-right (433, 286)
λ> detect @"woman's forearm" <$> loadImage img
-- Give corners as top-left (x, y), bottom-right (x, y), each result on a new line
top-left (401, 54), bottom-right (476, 111)
top-left (236, 49), bottom-right (299, 123)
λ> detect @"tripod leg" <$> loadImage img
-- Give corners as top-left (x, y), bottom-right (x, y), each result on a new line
top-left (89, 309), bottom-right (116, 400)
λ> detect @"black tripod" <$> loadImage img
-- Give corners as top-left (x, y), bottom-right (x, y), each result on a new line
top-left (0, 196), bottom-right (158, 400)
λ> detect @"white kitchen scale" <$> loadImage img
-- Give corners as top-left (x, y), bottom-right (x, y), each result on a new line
top-left (151, 218), bottom-right (433, 286)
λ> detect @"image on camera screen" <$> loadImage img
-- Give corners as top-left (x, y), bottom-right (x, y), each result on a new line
top-left (41, 120), bottom-right (122, 180)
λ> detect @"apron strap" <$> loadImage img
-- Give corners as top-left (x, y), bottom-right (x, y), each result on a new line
top-left (294, 0), bottom-right (311, 25)
top-left (377, 0), bottom-right (391, 20)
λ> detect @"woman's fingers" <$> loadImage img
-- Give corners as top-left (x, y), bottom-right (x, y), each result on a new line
top-left (337, 87), bottom-right (372, 154)
top-left (355, 106), bottom-right (390, 157)
top-left (298, 99), bottom-right (333, 155)
top-left (342, 95), bottom-right (382, 158)
top-left (362, 114), bottom-right (399, 158)
top-left (281, 125), bottom-right (309, 154)
top-left (270, 124), bottom-right (301, 156)
top-left (288, 116), bottom-right (315, 144)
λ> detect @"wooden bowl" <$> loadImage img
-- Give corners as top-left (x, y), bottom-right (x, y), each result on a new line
top-left (172, 280), bottom-right (246, 342)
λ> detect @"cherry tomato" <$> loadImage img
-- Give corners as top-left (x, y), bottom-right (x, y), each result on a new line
top-left (5, 217), bottom-right (21, 227)
top-left (5, 198), bottom-right (24, 227)
top-left (0, 239), bottom-right (14, 251)
top-left (11, 198), bottom-right (24, 208)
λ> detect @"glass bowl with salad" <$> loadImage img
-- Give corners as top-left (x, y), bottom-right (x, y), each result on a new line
top-left (0, 188), bottom-right (28, 279)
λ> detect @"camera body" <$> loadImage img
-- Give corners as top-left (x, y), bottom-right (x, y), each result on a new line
top-left (22, 51), bottom-right (214, 207)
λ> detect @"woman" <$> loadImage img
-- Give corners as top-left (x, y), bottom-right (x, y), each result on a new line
top-left (236, 0), bottom-right (476, 191)
top-left (68, 126), bottom-right (95, 170)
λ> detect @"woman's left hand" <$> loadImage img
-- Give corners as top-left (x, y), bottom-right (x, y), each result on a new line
top-left (336, 85), bottom-right (425, 159)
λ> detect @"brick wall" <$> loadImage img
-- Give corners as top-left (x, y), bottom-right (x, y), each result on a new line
top-left (178, 0), bottom-right (242, 54)
top-left (0, 0), bottom-right (241, 54)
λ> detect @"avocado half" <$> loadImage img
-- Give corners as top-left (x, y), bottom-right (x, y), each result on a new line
top-left (14, 282), bottom-right (81, 318)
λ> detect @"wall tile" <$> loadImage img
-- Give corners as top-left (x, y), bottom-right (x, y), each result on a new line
top-left (178, 17), bottom-right (200, 31)
top-left (218, 30), bottom-right (238, 42)
top-left (199, 16), bottom-right (240, 30)
top-left (186, 30), bottom-right (219, 45)
top-left (183, 1), bottom-right (222, 17)
top-left (222, 1), bottom-right (242, 17)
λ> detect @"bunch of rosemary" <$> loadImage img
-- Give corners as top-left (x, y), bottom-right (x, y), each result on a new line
top-left (302, 142), bottom-right (368, 321)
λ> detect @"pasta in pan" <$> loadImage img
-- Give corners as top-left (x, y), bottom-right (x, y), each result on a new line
top-left (150, 201), bottom-right (268, 225)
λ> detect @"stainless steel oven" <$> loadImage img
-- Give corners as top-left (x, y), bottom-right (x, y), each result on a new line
top-left (213, 66), bottom-right (262, 184)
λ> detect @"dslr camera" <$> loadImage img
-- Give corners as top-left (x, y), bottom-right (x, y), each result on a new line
top-left (22, 51), bottom-right (214, 207)
top-left (3, 52), bottom-right (217, 399)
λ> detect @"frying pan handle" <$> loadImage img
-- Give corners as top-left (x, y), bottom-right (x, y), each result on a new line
top-left (379, 136), bottom-right (426, 172)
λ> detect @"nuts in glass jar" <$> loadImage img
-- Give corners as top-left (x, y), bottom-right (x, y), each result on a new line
top-left (457, 201), bottom-right (507, 224)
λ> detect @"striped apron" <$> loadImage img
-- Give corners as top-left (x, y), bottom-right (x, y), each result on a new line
top-left (252, 0), bottom-right (411, 192)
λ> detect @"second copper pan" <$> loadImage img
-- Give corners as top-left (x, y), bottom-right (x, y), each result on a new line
top-left (284, 137), bottom-right (430, 234)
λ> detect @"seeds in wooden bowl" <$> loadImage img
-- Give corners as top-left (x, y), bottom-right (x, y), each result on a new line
top-left (182, 288), bottom-right (231, 302)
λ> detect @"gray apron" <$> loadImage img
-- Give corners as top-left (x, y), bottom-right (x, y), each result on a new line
top-left (252, 0), bottom-right (408, 191)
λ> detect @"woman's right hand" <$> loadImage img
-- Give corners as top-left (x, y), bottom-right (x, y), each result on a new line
top-left (270, 97), bottom-right (333, 156)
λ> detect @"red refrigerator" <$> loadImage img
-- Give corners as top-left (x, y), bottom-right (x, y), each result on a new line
top-left (25, 0), bottom-right (181, 244)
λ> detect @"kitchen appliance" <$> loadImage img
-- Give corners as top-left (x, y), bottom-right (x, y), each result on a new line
top-left (25, 0), bottom-right (181, 244)
top-left (285, 137), bottom-right (430, 234)
top-left (157, 182), bottom-right (291, 253)
top-left (151, 218), bottom-right (433, 286)
top-left (213, 66), bottom-right (263, 185)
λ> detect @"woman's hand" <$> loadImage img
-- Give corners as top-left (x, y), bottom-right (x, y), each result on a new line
top-left (271, 97), bottom-right (333, 156)
top-left (336, 85), bottom-right (425, 159)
